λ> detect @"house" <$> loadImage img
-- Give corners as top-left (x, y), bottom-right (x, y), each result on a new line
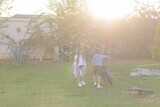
top-left (0, 14), bottom-right (58, 62)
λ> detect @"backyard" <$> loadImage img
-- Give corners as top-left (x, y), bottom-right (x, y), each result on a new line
top-left (0, 59), bottom-right (160, 107)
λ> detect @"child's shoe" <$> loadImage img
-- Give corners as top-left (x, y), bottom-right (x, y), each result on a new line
top-left (97, 84), bottom-right (103, 88)
top-left (81, 81), bottom-right (86, 85)
top-left (78, 83), bottom-right (83, 87)
top-left (93, 82), bottom-right (97, 87)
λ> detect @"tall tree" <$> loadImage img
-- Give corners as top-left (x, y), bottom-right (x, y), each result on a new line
top-left (152, 22), bottom-right (160, 60)
top-left (20, 13), bottom-right (57, 61)
top-left (47, 0), bottom-right (90, 49)
top-left (132, 0), bottom-right (160, 18)
top-left (0, 0), bottom-right (14, 56)
top-left (116, 0), bottom-right (160, 58)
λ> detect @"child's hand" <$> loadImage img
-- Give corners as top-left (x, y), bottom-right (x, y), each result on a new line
top-left (108, 57), bottom-right (111, 60)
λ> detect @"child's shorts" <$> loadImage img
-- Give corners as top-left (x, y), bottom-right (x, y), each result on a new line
top-left (78, 65), bottom-right (85, 69)
top-left (73, 66), bottom-right (84, 78)
top-left (93, 65), bottom-right (102, 75)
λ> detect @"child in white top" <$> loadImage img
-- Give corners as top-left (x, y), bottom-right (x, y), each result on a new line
top-left (73, 49), bottom-right (86, 87)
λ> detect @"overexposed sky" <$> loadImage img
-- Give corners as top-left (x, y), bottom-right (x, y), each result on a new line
top-left (3, 0), bottom-right (159, 19)
top-left (87, 0), bottom-right (134, 20)
top-left (9, 0), bottom-right (50, 16)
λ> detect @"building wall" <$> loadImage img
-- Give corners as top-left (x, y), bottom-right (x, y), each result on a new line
top-left (0, 17), bottom-right (31, 59)
top-left (4, 18), bottom-right (30, 41)
top-left (0, 14), bottom-right (57, 61)
top-left (0, 15), bottom-right (37, 59)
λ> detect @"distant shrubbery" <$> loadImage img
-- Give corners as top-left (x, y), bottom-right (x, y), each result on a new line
top-left (152, 22), bottom-right (160, 60)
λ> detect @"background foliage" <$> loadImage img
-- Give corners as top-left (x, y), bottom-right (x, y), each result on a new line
top-left (1, 0), bottom-right (160, 62)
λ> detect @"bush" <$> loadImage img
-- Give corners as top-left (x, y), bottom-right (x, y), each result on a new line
top-left (151, 22), bottom-right (160, 60)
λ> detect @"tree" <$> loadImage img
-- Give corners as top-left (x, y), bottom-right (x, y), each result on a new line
top-left (21, 13), bottom-right (57, 61)
top-left (46, 0), bottom-right (160, 59)
top-left (47, 0), bottom-right (90, 49)
top-left (151, 22), bottom-right (160, 60)
top-left (132, 0), bottom-right (160, 18)
top-left (0, 0), bottom-right (14, 64)
top-left (112, 0), bottom-right (160, 58)
top-left (0, 0), bottom-right (13, 16)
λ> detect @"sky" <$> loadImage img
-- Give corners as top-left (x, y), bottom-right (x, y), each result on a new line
top-left (9, 0), bottom-right (50, 16)
top-left (2, 0), bottom-right (159, 19)
top-left (87, 0), bottom-right (134, 20)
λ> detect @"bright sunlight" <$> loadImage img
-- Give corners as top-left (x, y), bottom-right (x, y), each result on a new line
top-left (4, 0), bottom-right (158, 18)
top-left (87, 0), bottom-right (134, 20)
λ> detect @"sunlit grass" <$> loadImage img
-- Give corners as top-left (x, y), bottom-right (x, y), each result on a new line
top-left (0, 59), bottom-right (160, 107)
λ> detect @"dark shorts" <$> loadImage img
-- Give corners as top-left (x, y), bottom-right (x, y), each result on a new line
top-left (78, 65), bottom-right (85, 69)
top-left (93, 65), bottom-right (102, 75)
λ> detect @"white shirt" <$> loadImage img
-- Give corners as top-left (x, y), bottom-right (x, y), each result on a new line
top-left (74, 54), bottom-right (86, 66)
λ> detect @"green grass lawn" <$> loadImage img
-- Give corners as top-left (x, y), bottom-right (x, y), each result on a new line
top-left (0, 59), bottom-right (160, 107)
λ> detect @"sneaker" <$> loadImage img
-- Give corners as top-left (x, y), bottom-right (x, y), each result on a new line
top-left (81, 81), bottom-right (86, 86)
top-left (93, 82), bottom-right (97, 87)
top-left (97, 85), bottom-right (103, 88)
top-left (78, 83), bottom-right (83, 87)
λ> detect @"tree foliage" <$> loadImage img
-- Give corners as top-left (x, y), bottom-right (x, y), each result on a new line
top-left (46, 0), bottom-right (160, 58)
top-left (152, 22), bottom-right (160, 60)
top-left (0, 0), bottom-right (14, 62)
top-left (132, 0), bottom-right (160, 18)
top-left (0, 0), bottom-right (13, 16)
top-left (1, 0), bottom-right (159, 62)
top-left (47, 0), bottom-right (91, 49)
top-left (21, 13), bottom-right (57, 59)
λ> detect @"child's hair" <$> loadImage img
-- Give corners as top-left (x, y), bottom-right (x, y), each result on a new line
top-left (95, 49), bottom-right (100, 54)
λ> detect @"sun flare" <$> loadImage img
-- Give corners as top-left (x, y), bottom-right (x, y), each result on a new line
top-left (87, 0), bottom-right (134, 20)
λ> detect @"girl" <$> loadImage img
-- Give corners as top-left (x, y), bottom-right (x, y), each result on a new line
top-left (73, 49), bottom-right (86, 87)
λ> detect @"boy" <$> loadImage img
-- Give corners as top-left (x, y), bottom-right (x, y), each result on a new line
top-left (92, 49), bottom-right (110, 88)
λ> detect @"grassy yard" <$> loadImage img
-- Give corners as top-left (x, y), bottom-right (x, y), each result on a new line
top-left (0, 59), bottom-right (160, 107)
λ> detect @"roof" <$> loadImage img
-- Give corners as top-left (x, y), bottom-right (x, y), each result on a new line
top-left (12, 14), bottom-right (37, 19)
top-left (11, 14), bottom-right (56, 19)
top-left (0, 14), bottom-right (57, 22)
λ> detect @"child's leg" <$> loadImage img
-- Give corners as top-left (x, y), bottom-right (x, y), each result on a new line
top-left (77, 69), bottom-right (81, 84)
top-left (97, 75), bottom-right (103, 88)
top-left (81, 68), bottom-right (85, 78)
top-left (97, 75), bottom-right (101, 86)
top-left (97, 67), bottom-right (103, 88)
top-left (80, 67), bottom-right (86, 85)
top-left (93, 72), bottom-right (97, 82)
top-left (93, 66), bottom-right (99, 86)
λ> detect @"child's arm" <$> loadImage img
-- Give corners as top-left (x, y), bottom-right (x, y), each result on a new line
top-left (92, 55), bottom-right (95, 64)
top-left (72, 55), bottom-right (77, 70)
top-left (104, 55), bottom-right (111, 60)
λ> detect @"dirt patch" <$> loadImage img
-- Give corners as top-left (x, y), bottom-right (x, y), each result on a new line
top-left (129, 68), bottom-right (160, 77)
top-left (125, 88), bottom-right (160, 104)
top-left (140, 95), bottom-right (160, 104)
